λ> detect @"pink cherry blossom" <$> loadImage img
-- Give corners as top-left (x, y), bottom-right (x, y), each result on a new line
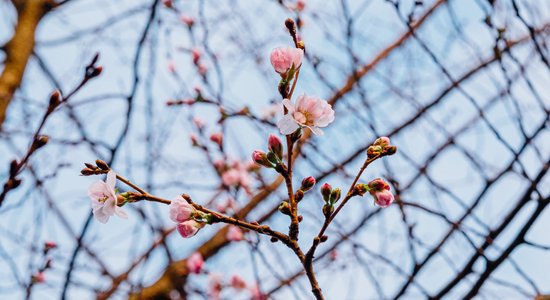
top-left (226, 226), bottom-right (244, 242)
top-left (88, 170), bottom-right (127, 223)
top-left (367, 178), bottom-right (394, 208)
top-left (373, 189), bottom-right (394, 208)
top-left (169, 195), bottom-right (195, 222)
top-left (295, 0), bottom-right (306, 11)
top-left (230, 274), bottom-right (247, 289)
top-left (270, 47), bottom-right (304, 75)
top-left (177, 220), bottom-right (203, 238)
top-left (186, 252), bottom-right (204, 274)
top-left (277, 95), bottom-right (335, 135)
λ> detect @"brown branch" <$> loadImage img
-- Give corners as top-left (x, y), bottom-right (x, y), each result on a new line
top-left (0, 0), bottom-right (57, 128)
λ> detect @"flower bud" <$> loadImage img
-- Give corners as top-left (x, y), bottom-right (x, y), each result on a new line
top-left (80, 168), bottom-right (97, 176)
top-left (49, 90), bottom-right (62, 109)
top-left (367, 178), bottom-right (390, 192)
top-left (384, 145), bottom-right (397, 156)
top-left (252, 150), bottom-right (274, 168)
top-left (321, 183), bottom-right (332, 202)
top-left (295, 189), bottom-right (304, 202)
top-left (33, 135), bottom-right (49, 149)
top-left (300, 176), bottom-right (316, 192)
top-left (95, 159), bottom-right (109, 170)
top-left (322, 204), bottom-right (333, 218)
top-left (367, 178), bottom-right (394, 208)
top-left (330, 188), bottom-right (341, 204)
top-left (268, 134), bottom-right (283, 160)
top-left (210, 132), bottom-right (223, 146)
top-left (352, 184), bottom-right (369, 196)
top-left (278, 201), bottom-right (291, 215)
top-left (320, 235), bottom-right (328, 242)
top-left (373, 136), bottom-right (390, 147)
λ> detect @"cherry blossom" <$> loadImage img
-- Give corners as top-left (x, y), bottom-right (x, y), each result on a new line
top-left (270, 47), bottom-right (304, 76)
top-left (169, 195), bottom-right (195, 223)
top-left (186, 252), bottom-right (204, 274)
top-left (226, 226), bottom-right (244, 242)
top-left (278, 95), bottom-right (335, 135)
top-left (88, 170), bottom-right (127, 223)
top-left (177, 220), bottom-right (203, 238)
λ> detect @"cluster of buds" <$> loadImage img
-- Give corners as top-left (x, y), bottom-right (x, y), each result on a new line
top-left (251, 134), bottom-right (285, 172)
top-left (294, 176), bottom-right (316, 202)
top-left (170, 195), bottom-right (212, 238)
top-left (367, 137), bottom-right (397, 159)
top-left (353, 178), bottom-right (395, 208)
top-left (321, 183), bottom-right (341, 218)
top-left (80, 159), bottom-right (110, 176)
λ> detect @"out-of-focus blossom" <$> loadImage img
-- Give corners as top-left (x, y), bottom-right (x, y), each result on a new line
top-left (198, 63), bottom-right (208, 75)
top-left (167, 61), bottom-right (176, 73)
top-left (278, 95), bottom-right (335, 135)
top-left (249, 283), bottom-right (267, 300)
top-left (162, 0), bottom-right (172, 8)
top-left (193, 117), bottom-right (205, 129)
top-left (208, 273), bottom-right (223, 300)
top-left (210, 132), bottom-right (223, 146)
top-left (192, 48), bottom-right (202, 64)
top-left (180, 15), bottom-right (195, 26)
top-left (186, 252), bottom-right (204, 274)
top-left (44, 241), bottom-right (57, 251)
top-left (270, 47), bottom-right (303, 76)
top-left (221, 160), bottom-right (252, 193)
top-left (32, 272), bottom-right (45, 283)
top-left (261, 103), bottom-right (282, 120)
top-left (330, 249), bottom-right (338, 261)
top-left (216, 197), bottom-right (237, 213)
top-left (230, 274), bottom-right (247, 290)
top-left (177, 220), bottom-right (203, 238)
top-left (169, 195), bottom-right (195, 222)
top-left (226, 226), bottom-right (244, 242)
top-left (88, 170), bottom-right (127, 223)
top-left (295, 0), bottom-right (306, 11)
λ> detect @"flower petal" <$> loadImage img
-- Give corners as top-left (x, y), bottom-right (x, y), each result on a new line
top-left (277, 114), bottom-right (300, 135)
top-left (282, 99), bottom-right (295, 113)
top-left (115, 207), bottom-right (128, 219)
top-left (106, 170), bottom-right (116, 190)
top-left (309, 126), bottom-right (324, 136)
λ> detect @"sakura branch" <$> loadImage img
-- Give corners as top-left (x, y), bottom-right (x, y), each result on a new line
top-left (81, 20), bottom-right (397, 300)
top-left (0, 54), bottom-right (102, 206)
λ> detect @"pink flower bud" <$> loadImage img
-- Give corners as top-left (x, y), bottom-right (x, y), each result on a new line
top-left (192, 48), bottom-right (202, 64)
top-left (373, 136), bottom-right (390, 147)
top-left (321, 183), bottom-right (332, 202)
top-left (226, 225), bottom-right (244, 242)
top-left (169, 196), bottom-right (195, 222)
top-left (300, 176), bottom-right (316, 192)
top-left (177, 220), bottom-right (203, 238)
top-left (208, 273), bottom-right (223, 299)
top-left (32, 272), bottom-right (45, 283)
top-left (367, 178), bottom-right (394, 208)
top-left (192, 117), bottom-right (205, 129)
top-left (190, 134), bottom-right (199, 146)
top-left (198, 63), bottom-right (208, 75)
top-left (267, 134), bottom-right (283, 160)
top-left (373, 190), bottom-right (394, 208)
top-left (162, 0), bottom-right (172, 8)
top-left (210, 132), bottom-right (223, 146)
top-left (186, 252), bottom-right (204, 274)
top-left (295, 0), bottom-right (306, 11)
top-left (230, 274), bottom-right (247, 289)
top-left (180, 15), bottom-right (195, 27)
top-left (167, 61), bottom-right (176, 73)
top-left (44, 241), bottom-right (57, 251)
top-left (270, 47), bottom-right (304, 76)
top-left (252, 150), bottom-right (273, 168)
